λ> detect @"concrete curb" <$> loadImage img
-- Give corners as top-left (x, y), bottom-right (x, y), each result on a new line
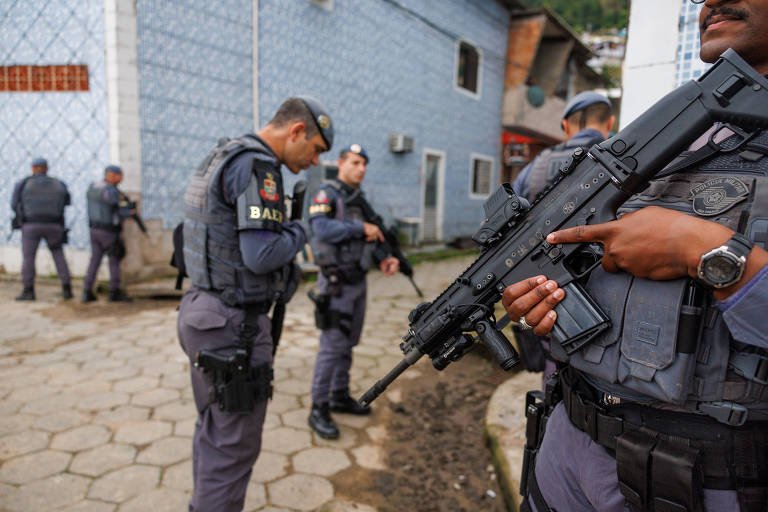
top-left (485, 371), bottom-right (541, 512)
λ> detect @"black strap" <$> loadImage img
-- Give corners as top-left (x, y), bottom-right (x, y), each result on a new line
top-left (527, 459), bottom-right (555, 512)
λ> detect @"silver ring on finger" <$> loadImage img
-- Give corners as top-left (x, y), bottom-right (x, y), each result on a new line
top-left (518, 316), bottom-right (533, 331)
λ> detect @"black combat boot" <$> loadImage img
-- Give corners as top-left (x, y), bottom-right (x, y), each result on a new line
top-left (108, 289), bottom-right (133, 303)
top-left (308, 402), bottom-right (340, 439)
top-left (81, 289), bottom-right (97, 303)
top-left (330, 388), bottom-right (371, 415)
top-left (61, 284), bottom-right (73, 300)
top-left (15, 286), bottom-right (35, 301)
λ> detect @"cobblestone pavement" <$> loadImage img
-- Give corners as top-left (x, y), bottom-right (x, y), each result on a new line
top-left (0, 255), bottom-right (531, 512)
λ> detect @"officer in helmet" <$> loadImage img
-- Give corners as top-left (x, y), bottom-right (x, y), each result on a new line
top-left (504, 1), bottom-right (768, 510)
top-left (306, 143), bottom-right (399, 439)
top-left (511, 91), bottom-right (614, 379)
top-left (10, 157), bottom-right (73, 301)
top-left (178, 96), bottom-right (332, 511)
top-left (82, 164), bottom-right (134, 303)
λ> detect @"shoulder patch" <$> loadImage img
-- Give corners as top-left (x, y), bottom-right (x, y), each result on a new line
top-left (690, 177), bottom-right (749, 217)
top-left (260, 172), bottom-right (280, 202)
top-left (314, 189), bottom-right (330, 204)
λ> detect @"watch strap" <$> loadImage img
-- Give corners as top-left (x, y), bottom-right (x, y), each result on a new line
top-left (727, 232), bottom-right (754, 258)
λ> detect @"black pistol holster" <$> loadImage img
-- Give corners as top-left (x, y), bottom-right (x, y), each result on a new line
top-left (307, 287), bottom-right (353, 335)
top-left (194, 305), bottom-right (273, 414)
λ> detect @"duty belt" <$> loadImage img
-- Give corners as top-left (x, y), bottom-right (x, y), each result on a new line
top-left (561, 369), bottom-right (768, 491)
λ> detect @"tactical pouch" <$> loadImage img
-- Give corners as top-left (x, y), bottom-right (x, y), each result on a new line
top-left (308, 289), bottom-right (331, 329)
top-left (650, 440), bottom-right (705, 512)
top-left (616, 429), bottom-right (657, 511)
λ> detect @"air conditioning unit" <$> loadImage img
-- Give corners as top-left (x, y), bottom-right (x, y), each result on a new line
top-left (389, 133), bottom-right (414, 153)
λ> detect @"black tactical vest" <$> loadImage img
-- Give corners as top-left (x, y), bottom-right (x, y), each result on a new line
top-left (183, 135), bottom-right (291, 306)
top-left (310, 180), bottom-right (368, 282)
top-left (556, 127), bottom-right (768, 424)
top-left (20, 175), bottom-right (68, 224)
top-left (87, 181), bottom-right (119, 229)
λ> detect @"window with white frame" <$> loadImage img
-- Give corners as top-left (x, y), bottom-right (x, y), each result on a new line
top-left (456, 40), bottom-right (480, 95)
top-left (470, 155), bottom-right (493, 197)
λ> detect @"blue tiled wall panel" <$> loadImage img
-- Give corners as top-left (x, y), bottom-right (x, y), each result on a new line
top-left (259, 0), bottom-right (508, 240)
top-left (137, 0), bottom-right (254, 227)
top-left (0, 0), bottom-right (109, 248)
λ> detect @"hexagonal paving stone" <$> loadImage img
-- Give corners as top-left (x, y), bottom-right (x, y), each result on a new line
top-left (114, 420), bottom-right (172, 445)
top-left (243, 481), bottom-right (267, 511)
top-left (292, 447), bottom-right (350, 477)
top-left (76, 392), bottom-right (131, 412)
top-left (116, 487), bottom-right (190, 512)
top-left (113, 376), bottom-right (158, 394)
top-left (70, 444), bottom-right (137, 477)
top-left (93, 405), bottom-right (150, 427)
top-left (2, 473), bottom-right (90, 511)
top-left (0, 414), bottom-right (34, 436)
top-left (261, 427), bottom-right (312, 455)
top-left (21, 392), bottom-right (80, 415)
top-left (276, 377), bottom-right (311, 396)
top-left (162, 459), bottom-right (192, 491)
top-left (88, 465), bottom-right (160, 503)
top-left (34, 410), bottom-right (90, 432)
top-left (0, 430), bottom-right (49, 459)
top-left (136, 437), bottom-right (189, 466)
top-left (268, 474), bottom-right (333, 511)
top-left (131, 388), bottom-right (179, 407)
top-left (269, 392), bottom-right (300, 414)
top-left (51, 425), bottom-right (111, 452)
top-left (153, 399), bottom-right (196, 422)
top-left (351, 444), bottom-right (386, 470)
top-left (251, 450), bottom-right (288, 483)
top-left (280, 408), bottom-right (311, 430)
top-left (56, 499), bottom-right (116, 511)
top-left (0, 449), bottom-right (72, 484)
top-left (174, 417), bottom-right (195, 437)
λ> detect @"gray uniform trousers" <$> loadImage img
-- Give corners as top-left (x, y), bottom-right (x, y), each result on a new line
top-left (310, 273), bottom-right (367, 403)
top-left (177, 288), bottom-right (272, 512)
top-left (83, 227), bottom-right (122, 291)
top-left (20, 223), bottom-right (71, 287)
top-left (530, 402), bottom-right (741, 512)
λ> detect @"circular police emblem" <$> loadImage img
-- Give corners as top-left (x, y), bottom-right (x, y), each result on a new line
top-left (317, 115), bottom-right (331, 129)
top-left (350, 143), bottom-right (362, 154)
top-left (562, 201), bottom-right (576, 214)
top-left (690, 177), bottom-right (749, 217)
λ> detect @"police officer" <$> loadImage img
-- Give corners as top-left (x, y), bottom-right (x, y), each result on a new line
top-left (82, 165), bottom-right (134, 303)
top-left (512, 92), bottom-right (614, 378)
top-left (307, 144), bottom-right (399, 439)
top-left (177, 96), bottom-right (332, 511)
top-left (503, 1), bottom-right (768, 511)
top-left (10, 157), bottom-right (72, 301)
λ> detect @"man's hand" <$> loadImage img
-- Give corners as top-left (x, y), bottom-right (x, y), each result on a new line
top-left (363, 222), bottom-right (385, 242)
top-left (379, 256), bottom-right (399, 276)
top-left (501, 276), bottom-right (564, 336)
top-left (547, 206), bottom-right (733, 280)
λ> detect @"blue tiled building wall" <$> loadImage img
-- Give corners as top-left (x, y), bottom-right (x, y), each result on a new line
top-left (0, 1), bottom-right (109, 249)
top-left (136, 0), bottom-right (254, 226)
top-left (259, 0), bottom-right (509, 240)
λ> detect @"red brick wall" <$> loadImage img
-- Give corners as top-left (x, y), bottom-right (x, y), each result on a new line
top-left (0, 65), bottom-right (89, 92)
top-left (505, 15), bottom-right (546, 88)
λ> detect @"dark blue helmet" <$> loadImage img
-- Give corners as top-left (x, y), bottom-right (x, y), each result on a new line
top-left (104, 164), bottom-right (123, 175)
top-left (31, 157), bottom-right (48, 167)
top-left (297, 95), bottom-right (334, 150)
top-left (340, 143), bottom-right (369, 164)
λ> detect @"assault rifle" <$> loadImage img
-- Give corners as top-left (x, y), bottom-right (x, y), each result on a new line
top-left (118, 191), bottom-right (149, 236)
top-left (346, 191), bottom-right (424, 297)
top-left (360, 49), bottom-right (768, 406)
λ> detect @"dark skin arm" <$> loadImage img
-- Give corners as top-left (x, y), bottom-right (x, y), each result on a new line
top-left (503, 206), bottom-right (768, 331)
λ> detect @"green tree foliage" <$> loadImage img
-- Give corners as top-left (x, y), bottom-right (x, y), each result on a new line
top-left (524, 0), bottom-right (629, 32)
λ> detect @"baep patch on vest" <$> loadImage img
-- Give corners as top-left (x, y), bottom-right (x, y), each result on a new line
top-left (690, 177), bottom-right (750, 217)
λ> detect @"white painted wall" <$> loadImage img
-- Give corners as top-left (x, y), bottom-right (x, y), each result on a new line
top-left (619, 0), bottom-right (682, 129)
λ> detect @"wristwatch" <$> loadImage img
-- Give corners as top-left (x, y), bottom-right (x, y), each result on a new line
top-left (697, 232), bottom-right (753, 289)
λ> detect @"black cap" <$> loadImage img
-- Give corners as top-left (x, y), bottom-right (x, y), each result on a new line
top-left (31, 157), bottom-right (48, 167)
top-left (297, 95), bottom-right (334, 150)
top-left (340, 143), bottom-right (369, 163)
top-left (104, 164), bottom-right (123, 175)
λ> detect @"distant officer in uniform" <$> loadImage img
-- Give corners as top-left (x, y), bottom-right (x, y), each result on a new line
top-left (307, 144), bottom-right (399, 439)
top-left (10, 157), bottom-right (72, 301)
top-left (82, 165), bottom-right (134, 303)
top-left (512, 91), bottom-right (614, 379)
top-left (504, 1), bottom-right (768, 511)
top-left (177, 96), bottom-right (332, 511)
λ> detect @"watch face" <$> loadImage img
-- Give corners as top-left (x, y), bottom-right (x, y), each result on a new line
top-left (702, 253), bottom-right (739, 286)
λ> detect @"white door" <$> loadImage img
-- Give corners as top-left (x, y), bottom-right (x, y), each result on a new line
top-left (421, 149), bottom-right (445, 242)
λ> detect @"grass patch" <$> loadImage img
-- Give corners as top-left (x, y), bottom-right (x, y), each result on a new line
top-left (405, 247), bottom-right (479, 265)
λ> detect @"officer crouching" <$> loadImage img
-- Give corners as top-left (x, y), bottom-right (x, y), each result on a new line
top-left (307, 144), bottom-right (400, 439)
top-left (10, 157), bottom-right (73, 301)
top-left (177, 96), bottom-right (332, 511)
top-left (82, 165), bottom-right (134, 303)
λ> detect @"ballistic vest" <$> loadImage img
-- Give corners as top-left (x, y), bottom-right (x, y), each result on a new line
top-left (87, 181), bottom-right (120, 229)
top-left (310, 179), bottom-right (369, 282)
top-left (555, 127), bottom-right (768, 424)
top-left (523, 130), bottom-right (605, 200)
top-left (183, 135), bottom-right (291, 306)
top-left (19, 174), bottom-right (68, 224)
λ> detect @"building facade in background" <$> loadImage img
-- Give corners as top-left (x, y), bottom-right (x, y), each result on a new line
top-left (1, 0), bottom-right (521, 279)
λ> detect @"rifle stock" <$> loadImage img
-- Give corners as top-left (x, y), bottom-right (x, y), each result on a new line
top-left (360, 49), bottom-right (768, 407)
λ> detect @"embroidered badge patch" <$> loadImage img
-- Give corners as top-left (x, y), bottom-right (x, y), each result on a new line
top-left (314, 189), bottom-right (329, 204)
top-left (260, 172), bottom-right (279, 202)
top-left (690, 177), bottom-right (749, 216)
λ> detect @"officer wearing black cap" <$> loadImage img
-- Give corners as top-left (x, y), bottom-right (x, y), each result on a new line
top-left (510, 90), bottom-right (614, 378)
top-left (10, 157), bottom-right (73, 301)
top-left (82, 164), bottom-right (135, 303)
top-left (177, 96), bottom-right (331, 511)
top-left (307, 143), bottom-right (399, 439)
